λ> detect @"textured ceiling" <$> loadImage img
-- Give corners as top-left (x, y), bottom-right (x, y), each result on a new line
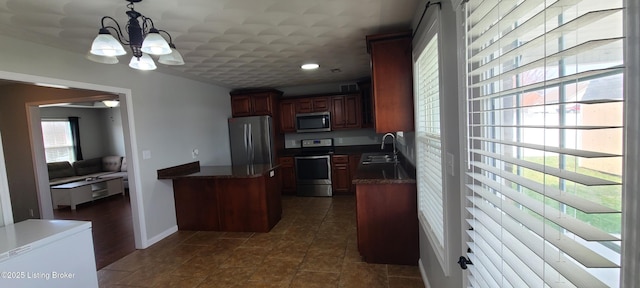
top-left (0, 0), bottom-right (419, 89)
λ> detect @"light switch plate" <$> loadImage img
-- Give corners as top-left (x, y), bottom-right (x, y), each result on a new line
top-left (446, 152), bottom-right (455, 176)
top-left (143, 150), bottom-right (151, 160)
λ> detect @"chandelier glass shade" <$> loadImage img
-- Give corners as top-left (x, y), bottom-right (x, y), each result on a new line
top-left (88, 0), bottom-right (184, 70)
top-left (102, 100), bottom-right (120, 107)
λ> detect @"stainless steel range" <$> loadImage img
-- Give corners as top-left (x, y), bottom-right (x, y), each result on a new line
top-left (295, 138), bottom-right (334, 197)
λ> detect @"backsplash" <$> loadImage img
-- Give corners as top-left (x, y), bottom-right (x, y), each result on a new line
top-left (284, 129), bottom-right (381, 148)
top-left (396, 131), bottom-right (416, 167)
top-left (284, 129), bottom-right (417, 167)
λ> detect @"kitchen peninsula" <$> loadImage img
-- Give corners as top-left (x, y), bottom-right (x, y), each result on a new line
top-left (353, 153), bottom-right (418, 265)
top-left (157, 162), bottom-right (281, 232)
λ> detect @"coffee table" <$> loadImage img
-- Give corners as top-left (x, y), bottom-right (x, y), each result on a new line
top-left (50, 176), bottom-right (124, 210)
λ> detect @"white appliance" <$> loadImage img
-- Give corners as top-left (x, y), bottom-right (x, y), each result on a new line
top-left (0, 219), bottom-right (99, 288)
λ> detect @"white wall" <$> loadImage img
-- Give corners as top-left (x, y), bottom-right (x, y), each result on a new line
top-left (0, 33), bottom-right (231, 247)
top-left (103, 107), bottom-right (126, 156)
top-left (0, 130), bottom-right (10, 227)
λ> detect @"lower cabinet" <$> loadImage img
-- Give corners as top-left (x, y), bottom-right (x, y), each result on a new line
top-left (280, 154), bottom-right (359, 196)
top-left (279, 156), bottom-right (296, 195)
top-left (331, 155), bottom-right (351, 194)
top-left (348, 154), bottom-right (360, 193)
top-left (172, 169), bottom-right (281, 232)
top-left (355, 183), bottom-right (419, 265)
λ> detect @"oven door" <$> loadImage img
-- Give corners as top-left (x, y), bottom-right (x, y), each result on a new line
top-left (295, 155), bottom-right (332, 196)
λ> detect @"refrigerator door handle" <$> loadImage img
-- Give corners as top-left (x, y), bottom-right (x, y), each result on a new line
top-left (243, 124), bottom-right (249, 164)
top-left (264, 117), bottom-right (273, 166)
top-left (248, 123), bottom-right (254, 164)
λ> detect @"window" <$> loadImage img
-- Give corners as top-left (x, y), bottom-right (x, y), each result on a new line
top-left (41, 120), bottom-right (76, 163)
top-left (415, 14), bottom-right (448, 272)
top-left (464, 0), bottom-right (623, 287)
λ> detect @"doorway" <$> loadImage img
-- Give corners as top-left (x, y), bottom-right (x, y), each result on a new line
top-left (0, 72), bottom-right (144, 268)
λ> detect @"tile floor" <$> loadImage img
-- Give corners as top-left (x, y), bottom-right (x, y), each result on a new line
top-left (97, 196), bottom-right (425, 288)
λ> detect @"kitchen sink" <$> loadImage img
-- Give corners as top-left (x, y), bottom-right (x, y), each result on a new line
top-left (361, 153), bottom-right (397, 164)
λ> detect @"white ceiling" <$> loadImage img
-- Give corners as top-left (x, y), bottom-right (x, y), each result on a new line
top-left (0, 0), bottom-right (420, 89)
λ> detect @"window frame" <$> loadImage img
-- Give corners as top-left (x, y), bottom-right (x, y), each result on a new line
top-left (41, 118), bottom-right (76, 164)
top-left (413, 8), bottom-right (451, 275)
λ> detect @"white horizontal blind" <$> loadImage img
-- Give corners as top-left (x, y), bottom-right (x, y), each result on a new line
top-left (41, 120), bottom-right (76, 163)
top-left (464, 0), bottom-right (624, 287)
top-left (416, 32), bottom-right (446, 265)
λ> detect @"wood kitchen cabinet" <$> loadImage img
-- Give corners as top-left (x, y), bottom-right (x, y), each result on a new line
top-left (161, 163), bottom-right (282, 233)
top-left (348, 154), bottom-right (360, 193)
top-left (279, 156), bottom-right (296, 195)
top-left (296, 97), bottom-right (330, 113)
top-left (279, 100), bottom-right (296, 133)
top-left (356, 183), bottom-right (418, 265)
top-left (357, 80), bottom-right (373, 128)
top-left (331, 155), bottom-right (351, 194)
top-left (331, 94), bottom-right (361, 130)
top-left (366, 31), bottom-right (414, 133)
top-left (230, 89), bottom-right (282, 117)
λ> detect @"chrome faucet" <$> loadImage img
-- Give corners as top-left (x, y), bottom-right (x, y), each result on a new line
top-left (381, 132), bottom-right (398, 163)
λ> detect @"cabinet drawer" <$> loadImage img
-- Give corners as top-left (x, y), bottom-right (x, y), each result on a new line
top-left (332, 155), bottom-right (349, 164)
top-left (279, 157), bottom-right (294, 165)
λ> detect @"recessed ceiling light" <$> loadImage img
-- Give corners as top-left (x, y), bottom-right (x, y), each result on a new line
top-left (301, 63), bottom-right (319, 70)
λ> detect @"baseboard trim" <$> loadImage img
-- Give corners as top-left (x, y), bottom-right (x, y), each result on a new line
top-left (419, 258), bottom-right (432, 288)
top-left (142, 225), bottom-right (178, 248)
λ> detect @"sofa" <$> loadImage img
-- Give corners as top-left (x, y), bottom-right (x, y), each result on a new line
top-left (48, 156), bottom-right (128, 188)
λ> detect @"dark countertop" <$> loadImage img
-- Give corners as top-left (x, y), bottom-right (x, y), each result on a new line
top-left (352, 152), bottom-right (416, 184)
top-left (278, 144), bottom-right (392, 157)
top-left (158, 161), bottom-right (277, 179)
top-left (179, 165), bottom-right (277, 179)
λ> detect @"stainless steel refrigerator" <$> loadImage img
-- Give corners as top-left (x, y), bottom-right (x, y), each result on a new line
top-left (228, 115), bottom-right (275, 166)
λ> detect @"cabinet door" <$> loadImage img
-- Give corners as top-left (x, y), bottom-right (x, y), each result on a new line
top-left (312, 97), bottom-right (330, 112)
top-left (348, 154), bottom-right (360, 193)
top-left (332, 155), bottom-right (350, 194)
top-left (367, 32), bottom-right (414, 132)
top-left (344, 94), bottom-right (362, 128)
top-left (231, 95), bottom-right (252, 117)
top-left (251, 93), bottom-right (273, 116)
top-left (331, 96), bottom-right (346, 129)
top-left (295, 99), bottom-right (313, 113)
top-left (358, 80), bottom-right (374, 128)
top-left (279, 157), bottom-right (296, 195)
top-left (279, 100), bottom-right (296, 133)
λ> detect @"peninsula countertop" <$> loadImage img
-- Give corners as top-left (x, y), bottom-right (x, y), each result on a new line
top-left (352, 153), bottom-right (416, 184)
top-left (157, 161), bottom-right (278, 180)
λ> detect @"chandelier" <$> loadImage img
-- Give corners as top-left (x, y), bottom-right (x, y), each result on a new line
top-left (88, 0), bottom-right (184, 70)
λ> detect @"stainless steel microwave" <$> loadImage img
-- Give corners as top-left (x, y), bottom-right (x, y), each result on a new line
top-left (296, 112), bottom-right (331, 133)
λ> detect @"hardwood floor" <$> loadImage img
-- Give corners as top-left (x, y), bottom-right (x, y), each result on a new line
top-left (53, 193), bottom-right (135, 270)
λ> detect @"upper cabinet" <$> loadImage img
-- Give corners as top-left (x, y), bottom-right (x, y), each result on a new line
top-left (366, 31), bottom-right (414, 133)
top-left (296, 97), bottom-right (330, 113)
top-left (279, 99), bottom-right (296, 133)
top-left (331, 94), bottom-right (361, 130)
top-left (230, 89), bottom-right (283, 117)
top-left (357, 80), bottom-right (374, 128)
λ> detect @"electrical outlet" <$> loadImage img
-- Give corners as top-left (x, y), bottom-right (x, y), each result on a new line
top-left (192, 148), bottom-right (199, 159)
